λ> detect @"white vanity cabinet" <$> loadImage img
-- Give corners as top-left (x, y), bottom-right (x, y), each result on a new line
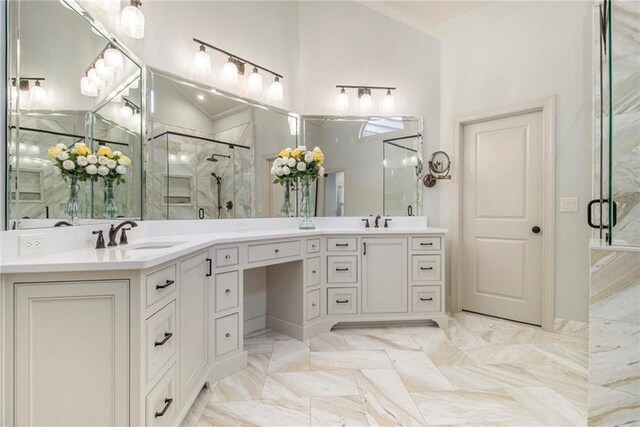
top-left (361, 237), bottom-right (408, 314)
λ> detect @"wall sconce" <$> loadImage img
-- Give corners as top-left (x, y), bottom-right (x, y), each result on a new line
top-left (11, 77), bottom-right (47, 106)
top-left (82, 44), bottom-right (124, 97)
top-left (335, 85), bottom-right (396, 115)
top-left (192, 37), bottom-right (285, 102)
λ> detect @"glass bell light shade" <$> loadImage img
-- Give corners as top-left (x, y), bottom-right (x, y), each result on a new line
top-left (336, 88), bottom-right (349, 113)
top-left (130, 109), bottom-right (141, 130)
top-left (269, 77), bottom-right (284, 102)
top-left (10, 85), bottom-right (18, 104)
top-left (29, 80), bottom-right (46, 105)
top-left (88, 67), bottom-right (103, 87)
top-left (80, 76), bottom-right (98, 97)
top-left (104, 47), bottom-right (124, 73)
top-left (121, 0), bottom-right (145, 39)
top-left (96, 0), bottom-right (119, 12)
top-left (382, 90), bottom-right (395, 114)
top-left (194, 45), bottom-right (212, 75)
top-left (120, 104), bottom-right (134, 120)
top-left (95, 58), bottom-right (111, 81)
top-left (248, 68), bottom-right (263, 95)
top-left (359, 93), bottom-right (372, 114)
top-left (221, 59), bottom-right (239, 85)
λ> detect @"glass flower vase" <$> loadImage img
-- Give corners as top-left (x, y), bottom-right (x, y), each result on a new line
top-left (280, 179), bottom-right (294, 217)
top-left (102, 176), bottom-right (119, 219)
top-left (299, 177), bottom-right (316, 229)
top-left (64, 176), bottom-right (81, 225)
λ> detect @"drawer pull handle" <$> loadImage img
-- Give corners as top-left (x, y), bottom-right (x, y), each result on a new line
top-left (154, 332), bottom-right (173, 347)
top-left (420, 267), bottom-right (434, 271)
top-left (420, 297), bottom-right (434, 302)
top-left (155, 398), bottom-right (173, 418)
top-left (225, 289), bottom-right (231, 294)
top-left (225, 332), bottom-right (231, 338)
top-left (156, 280), bottom-right (174, 290)
top-left (225, 254), bottom-right (231, 260)
top-left (336, 299), bottom-right (349, 304)
top-left (420, 242), bottom-right (434, 246)
top-left (335, 267), bottom-right (349, 272)
top-left (335, 243), bottom-right (349, 247)
top-left (206, 258), bottom-right (212, 277)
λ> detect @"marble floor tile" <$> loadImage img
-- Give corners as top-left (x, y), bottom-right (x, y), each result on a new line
top-left (521, 363), bottom-right (588, 415)
top-left (452, 311), bottom-right (539, 333)
top-left (355, 368), bottom-right (426, 426)
top-left (199, 398), bottom-right (310, 427)
top-left (439, 364), bottom-right (542, 390)
top-left (209, 356), bottom-right (268, 403)
top-left (386, 350), bottom-right (455, 392)
top-left (310, 350), bottom-right (393, 371)
top-left (341, 328), bottom-right (421, 351)
top-left (411, 332), bottom-right (476, 366)
top-left (463, 344), bottom-right (548, 366)
top-left (261, 370), bottom-right (359, 399)
top-left (532, 342), bottom-right (589, 376)
top-left (308, 331), bottom-right (348, 352)
top-left (411, 389), bottom-right (537, 426)
top-left (506, 386), bottom-right (586, 426)
top-left (554, 318), bottom-right (589, 340)
top-left (310, 395), bottom-right (369, 427)
top-left (444, 319), bottom-right (490, 350)
top-left (268, 339), bottom-right (309, 373)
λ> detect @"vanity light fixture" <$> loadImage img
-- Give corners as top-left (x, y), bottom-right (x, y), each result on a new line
top-left (194, 44), bottom-right (212, 75)
top-left (192, 38), bottom-right (285, 101)
top-left (82, 44), bottom-right (123, 97)
top-left (248, 67), bottom-right (263, 95)
top-left (120, 98), bottom-right (137, 120)
top-left (10, 77), bottom-right (47, 105)
top-left (29, 80), bottom-right (47, 105)
top-left (121, 0), bottom-right (145, 39)
top-left (335, 85), bottom-right (397, 114)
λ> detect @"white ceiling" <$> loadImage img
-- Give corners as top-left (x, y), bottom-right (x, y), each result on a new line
top-left (361, 1), bottom-right (492, 36)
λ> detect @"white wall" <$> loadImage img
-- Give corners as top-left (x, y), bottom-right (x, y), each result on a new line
top-left (298, 1), bottom-right (441, 223)
top-left (439, 1), bottom-right (593, 322)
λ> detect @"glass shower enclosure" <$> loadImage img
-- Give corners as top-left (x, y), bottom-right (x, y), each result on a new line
top-left (591, 0), bottom-right (640, 247)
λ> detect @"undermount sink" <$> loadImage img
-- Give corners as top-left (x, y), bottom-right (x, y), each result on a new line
top-left (122, 241), bottom-right (188, 250)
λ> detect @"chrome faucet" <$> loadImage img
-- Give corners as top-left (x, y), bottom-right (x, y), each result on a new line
top-left (108, 220), bottom-right (138, 247)
top-left (374, 215), bottom-right (381, 228)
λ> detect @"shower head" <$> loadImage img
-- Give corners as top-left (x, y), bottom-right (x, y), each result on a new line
top-left (206, 153), bottom-right (231, 162)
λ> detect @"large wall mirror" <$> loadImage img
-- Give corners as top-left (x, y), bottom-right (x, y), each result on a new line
top-left (5, 0), bottom-right (142, 229)
top-left (303, 116), bottom-right (423, 217)
top-left (145, 68), bottom-right (299, 220)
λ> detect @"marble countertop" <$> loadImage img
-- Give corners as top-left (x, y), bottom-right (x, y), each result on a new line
top-left (1, 226), bottom-right (447, 274)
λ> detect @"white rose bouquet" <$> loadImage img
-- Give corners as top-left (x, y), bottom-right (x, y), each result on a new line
top-left (47, 142), bottom-right (100, 183)
top-left (270, 146), bottom-right (325, 185)
top-left (95, 145), bottom-right (132, 185)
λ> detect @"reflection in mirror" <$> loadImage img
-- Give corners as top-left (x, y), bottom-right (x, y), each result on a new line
top-left (303, 116), bottom-right (423, 217)
top-left (6, 0), bottom-right (141, 229)
top-left (145, 68), bottom-right (298, 219)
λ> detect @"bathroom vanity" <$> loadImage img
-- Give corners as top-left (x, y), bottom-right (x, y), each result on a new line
top-left (0, 219), bottom-right (446, 426)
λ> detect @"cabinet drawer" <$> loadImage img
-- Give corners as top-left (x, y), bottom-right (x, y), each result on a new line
top-left (412, 286), bottom-right (442, 313)
top-left (306, 289), bottom-right (321, 321)
top-left (412, 255), bottom-right (442, 282)
top-left (248, 240), bottom-right (301, 263)
top-left (327, 287), bottom-right (358, 315)
top-left (215, 247), bottom-right (239, 268)
top-left (215, 271), bottom-right (239, 312)
top-left (215, 313), bottom-right (240, 357)
top-left (146, 264), bottom-right (177, 308)
top-left (307, 238), bottom-right (321, 254)
top-left (326, 237), bottom-right (357, 252)
top-left (412, 236), bottom-right (441, 251)
top-left (146, 364), bottom-right (177, 427)
top-left (146, 301), bottom-right (177, 384)
top-left (327, 256), bottom-right (357, 283)
top-left (307, 257), bottom-right (321, 287)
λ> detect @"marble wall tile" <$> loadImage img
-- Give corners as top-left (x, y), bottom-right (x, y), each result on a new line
top-left (590, 250), bottom-right (640, 323)
top-left (588, 384), bottom-right (640, 427)
top-left (310, 395), bottom-right (369, 427)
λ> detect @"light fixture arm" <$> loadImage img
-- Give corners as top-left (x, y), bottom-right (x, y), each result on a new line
top-left (193, 37), bottom-right (284, 80)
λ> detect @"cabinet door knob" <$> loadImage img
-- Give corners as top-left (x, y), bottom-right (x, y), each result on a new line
top-left (312, 303), bottom-right (317, 307)
top-left (225, 289), bottom-right (231, 294)
top-left (225, 332), bottom-right (231, 338)
top-left (274, 249), bottom-right (280, 253)
top-left (225, 254), bottom-right (231, 260)
top-left (154, 332), bottom-right (173, 347)
top-left (312, 270), bottom-right (317, 274)
top-left (532, 226), bottom-right (541, 234)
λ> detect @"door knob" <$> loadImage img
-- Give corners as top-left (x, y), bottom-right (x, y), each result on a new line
top-left (532, 226), bottom-right (541, 234)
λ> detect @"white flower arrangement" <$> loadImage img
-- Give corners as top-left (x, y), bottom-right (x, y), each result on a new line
top-left (271, 146), bottom-right (325, 185)
top-left (47, 143), bottom-right (132, 185)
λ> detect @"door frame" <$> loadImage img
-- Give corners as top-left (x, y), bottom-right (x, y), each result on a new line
top-left (450, 96), bottom-right (556, 331)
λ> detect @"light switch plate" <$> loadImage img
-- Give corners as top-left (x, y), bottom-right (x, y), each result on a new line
top-left (19, 233), bottom-right (45, 255)
top-left (560, 197), bottom-right (579, 213)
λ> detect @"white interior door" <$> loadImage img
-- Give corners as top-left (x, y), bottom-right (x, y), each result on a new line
top-left (462, 111), bottom-right (543, 325)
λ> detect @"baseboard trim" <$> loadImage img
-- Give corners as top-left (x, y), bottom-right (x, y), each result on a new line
top-left (244, 315), bottom-right (266, 335)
